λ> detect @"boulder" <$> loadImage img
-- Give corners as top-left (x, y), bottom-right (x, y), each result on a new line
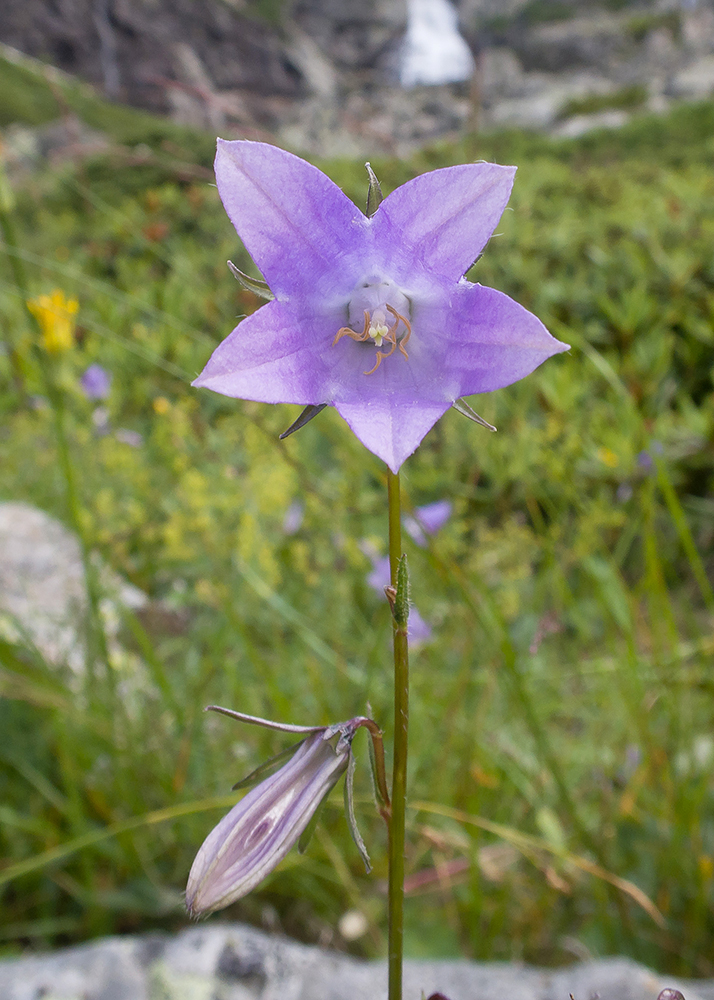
top-left (0, 923), bottom-right (710, 1000)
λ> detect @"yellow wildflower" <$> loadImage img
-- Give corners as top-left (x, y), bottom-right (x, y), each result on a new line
top-left (27, 289), bottom-right (78, 353)
top-left (597, 446), bottom-right (619, 469)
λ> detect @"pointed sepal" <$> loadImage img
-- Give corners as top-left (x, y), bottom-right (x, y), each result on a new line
top-left (365, 162), bottom-right (383, 219)
top-left (227, 260), bottom-right (274, 300)
top-left (344, 751), bottom-right (371, 872)
top-left (453, 398), bottom-right (497, 432)
top-left (279, 402), bottom-right (328, 440)
top-left (232, 739), bottom-right (306, 790)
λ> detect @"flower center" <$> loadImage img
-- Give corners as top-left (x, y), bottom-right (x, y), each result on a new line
top-left (332, 279), bottom-right (412, 376)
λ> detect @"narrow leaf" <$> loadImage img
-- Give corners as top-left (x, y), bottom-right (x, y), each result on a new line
top-left (365, 162), bottom-right (383, 218)
top-left (206, 705), bottom-right (325, 734)
top-left (232, 739), bottom-right (306, 790)
top-left (453, 398), bottom-right (497, 432)
top-left (227, 260), bottom-right (274, 300)
top-left (344, 752), bottom-right (371, 872)
top-left (279, 403), bottom-right (327, 440)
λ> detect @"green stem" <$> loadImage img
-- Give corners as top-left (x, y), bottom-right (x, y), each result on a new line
top-left (0, 203), bottom-right (109, 679)
top-left (387, 468), bottom-right (408, 1000)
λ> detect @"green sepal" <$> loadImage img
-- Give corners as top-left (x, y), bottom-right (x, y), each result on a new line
top-left (279, 403), bottom-right (327, 440)
top-left (232, 738), bottom-right (306, 791)
top-left (227, 260), bottom-right (274, 300)
top-left (344, 752), bottom-right (371, 872)
top-left (366, 727), bottom-right (384, 807)
top-left (453, 398), bottom-right (497, 432)
top-left (365, 162), bottom-right (383, 218)
top-left (394, 554), bottom-right (410, 630)
top-left (297, 785), bottom-right (332, 854)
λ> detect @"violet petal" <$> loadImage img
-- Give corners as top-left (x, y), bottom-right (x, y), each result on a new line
top-left (440, 283), bottom-right (569, 396)
top-left (215, 140), bottom-right (369, 301)
top-left (192, 300), bottom-right (336, 404)
top-left (337, 397), bottom-right (452, 473)
top-left (375, 163), bottom-right (516, 281)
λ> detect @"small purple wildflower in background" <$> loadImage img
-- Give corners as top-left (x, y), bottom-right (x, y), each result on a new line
top-left (282, 500), bottom-right (304, 535)
top-left (115, 429), bottom-right (143, 448)
top-left (91, 406), bottom-right (110, 436)
top-left (367, 554), bottom-right (392, 596)
top-left (193, 141), bottom-right (568, 471)
top-left (80, 363), bottom-right (111, 400)
top-left (403, 499), bottom-right (452, 546)
top-left (407, 607), bottom-right (432, 647)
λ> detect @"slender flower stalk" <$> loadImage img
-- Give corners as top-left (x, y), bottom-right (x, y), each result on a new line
top-left (387, 469), bottom-right (409, 1000)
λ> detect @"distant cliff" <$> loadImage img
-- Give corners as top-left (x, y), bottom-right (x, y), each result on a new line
top-left (2, 0), bottom-right (714, 156)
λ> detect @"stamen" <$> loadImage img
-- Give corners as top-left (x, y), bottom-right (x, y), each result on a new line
top-left (363, 335), bottom-right (397, 375)
top-left (333, 310), bottom-right (370, 346)
top-left (386, 305), bottom-right (412, 361)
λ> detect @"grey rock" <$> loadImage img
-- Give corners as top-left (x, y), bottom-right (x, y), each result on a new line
top-left (0, 501), bottom-right (146, 672)
top-left (0, 924), bottom-right (711, 1000)
top-left (291, 0), bottom-right (408, 73)
top-left (668, 54), bottom-right (714, 97)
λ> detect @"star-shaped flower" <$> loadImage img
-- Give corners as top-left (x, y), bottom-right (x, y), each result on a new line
top-left (193, 141), bottom-right (568, 472)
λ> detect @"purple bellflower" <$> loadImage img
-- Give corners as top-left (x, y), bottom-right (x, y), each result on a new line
top-left (186, 707), bottom-right (387, 916)
top-left (403, 499), bottom-right (453, 547)
top-left (80, 363), bottom-right (111, 400)
top-left (193, 141), bottom-right (568, 472)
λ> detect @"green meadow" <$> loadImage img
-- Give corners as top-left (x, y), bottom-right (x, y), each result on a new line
top-left (1, 51), bottom-right (714, 975)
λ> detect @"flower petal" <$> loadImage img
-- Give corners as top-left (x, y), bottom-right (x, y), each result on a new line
top-left (336, 398), bottom-right (451, 473)
top-left (215, 140), bottom-right (369, 301)
top-left (192, 300), bottom-right (336, 405)
top-left (375, 163), bottom-right (516, 282)
top-left (440, 283), bottom-right (569, 395)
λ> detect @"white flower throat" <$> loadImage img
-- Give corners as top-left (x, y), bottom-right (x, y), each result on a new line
top-left (333, 278), bottom-right (412, 375)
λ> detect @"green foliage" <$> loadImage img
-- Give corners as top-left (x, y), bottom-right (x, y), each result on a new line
top-left (1, 85), bottom-right (714, 975)
top-left (559, 85), bottom-right (647, 121)
top-left (625, 11), bottom-right (682, 43)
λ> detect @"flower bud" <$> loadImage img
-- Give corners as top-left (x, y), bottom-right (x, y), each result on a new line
top-left (186, 727), bottom-right (351, 915)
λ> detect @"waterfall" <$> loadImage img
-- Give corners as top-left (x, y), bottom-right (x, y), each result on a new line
top-left (400, 0), bottom-right (475, 87)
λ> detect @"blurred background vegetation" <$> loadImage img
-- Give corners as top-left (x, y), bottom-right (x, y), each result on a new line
top-left (1, 46), bottom-right (714, 978)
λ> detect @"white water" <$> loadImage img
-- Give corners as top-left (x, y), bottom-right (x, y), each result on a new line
top-left (400, 0), bottom-right (475, 87)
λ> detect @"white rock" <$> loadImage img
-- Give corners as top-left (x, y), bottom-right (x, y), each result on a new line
top-left (0, 924), bottom-right (709, 1000)
top-left (554, 108), bottom-right (630, 138)
top-left (669, 54), bottom-right (714, 97)
top-left (0, 501), bottom-right (146, 672)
